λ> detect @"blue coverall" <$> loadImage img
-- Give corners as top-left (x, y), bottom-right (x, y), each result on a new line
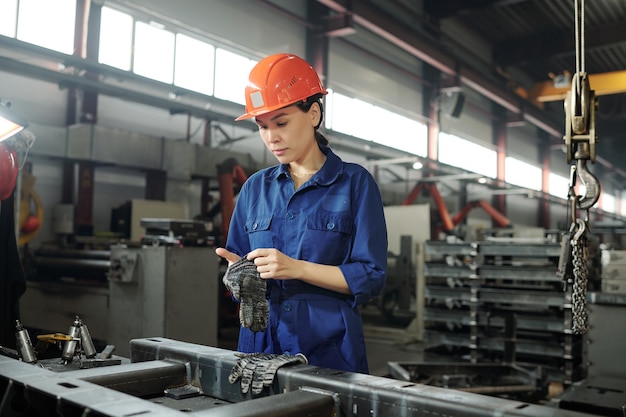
top-left (225, 146), bottom-right (388, 374)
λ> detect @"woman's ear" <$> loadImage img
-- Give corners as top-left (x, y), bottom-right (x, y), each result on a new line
top-left (309, 102), bottom-right (321, 127)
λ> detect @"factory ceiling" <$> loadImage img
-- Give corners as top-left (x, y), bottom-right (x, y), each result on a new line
top-left (318, 0), bottom-right (626, 174)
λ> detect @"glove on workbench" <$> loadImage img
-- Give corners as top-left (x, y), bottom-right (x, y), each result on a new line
top-left (229, 352), bottom-right (308, 395)
top-left (222, 257), bottom-right (269, 332)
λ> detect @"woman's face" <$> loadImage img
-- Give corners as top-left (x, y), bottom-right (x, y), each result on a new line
top-left (255, 103), bottom-right (320, 164)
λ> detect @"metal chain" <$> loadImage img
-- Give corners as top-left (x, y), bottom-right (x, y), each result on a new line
top-left (571, 228), bottom-right (588, 334)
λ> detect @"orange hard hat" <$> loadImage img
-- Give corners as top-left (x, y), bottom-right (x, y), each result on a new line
top-left (0, 142), bottom-right (18, 201)
top-left (236, 53), bottom-right (327, 121)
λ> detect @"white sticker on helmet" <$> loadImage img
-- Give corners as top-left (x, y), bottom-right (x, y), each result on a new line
top-left (250, 91), bottom-right (264, 109)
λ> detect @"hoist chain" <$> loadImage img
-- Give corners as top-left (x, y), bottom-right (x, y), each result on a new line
top-left (570, 221), bottom-right (588, 334)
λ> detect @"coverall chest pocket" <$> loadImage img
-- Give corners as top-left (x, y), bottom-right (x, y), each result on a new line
top-left (245, 215), bottom-right (273, 248)
top-left (304, 214), bottom-right (353, 264)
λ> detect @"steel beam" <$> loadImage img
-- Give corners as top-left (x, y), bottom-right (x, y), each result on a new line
top-left (528, 70), bottom-right (626, 102)
top-left (0, 338), bottom-right (601, 416)
top-left (130, 337), bottom-right (597, 417)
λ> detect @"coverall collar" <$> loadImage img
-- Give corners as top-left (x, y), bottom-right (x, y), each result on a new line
top-left (271, 145), bottom-right (343, 186)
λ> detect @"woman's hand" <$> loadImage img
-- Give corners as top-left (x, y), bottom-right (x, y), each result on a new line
top-left (215, 247), bottom-right (241, 266)
top-left (239, 248), bottom-right (351, 295)
top-left (247, 248), bottom-right (298, 280)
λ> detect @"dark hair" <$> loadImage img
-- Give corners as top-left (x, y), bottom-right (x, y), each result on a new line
top-left (296, 94), bottom-right (329, 147)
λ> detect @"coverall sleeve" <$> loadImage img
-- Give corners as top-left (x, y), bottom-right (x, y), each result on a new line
top-left (338, 170), bottom-right (388, 307)
top-left (225, 180), bottom-right (253, 258)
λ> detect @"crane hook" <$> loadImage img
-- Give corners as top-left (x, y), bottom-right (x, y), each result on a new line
top-left (575, 158), bottom-right (600, 210)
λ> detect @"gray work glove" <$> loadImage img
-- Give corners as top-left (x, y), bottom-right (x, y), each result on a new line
top-left (222, 257), bottom-right (269, 332)
top-left (229, 352), bottom-right (308, 395)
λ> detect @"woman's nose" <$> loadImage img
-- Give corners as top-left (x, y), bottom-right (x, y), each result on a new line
top-left (267, 129), bottom-right (280, 143)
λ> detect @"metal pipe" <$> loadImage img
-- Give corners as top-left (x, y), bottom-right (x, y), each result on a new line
top-left (34, 257), bottom-right (110, 270)
top-left (35, 249), bottom-right (111, 259)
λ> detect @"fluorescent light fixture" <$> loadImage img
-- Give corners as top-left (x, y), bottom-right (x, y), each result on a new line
top-left (0, 101), bottom-right (29, 142)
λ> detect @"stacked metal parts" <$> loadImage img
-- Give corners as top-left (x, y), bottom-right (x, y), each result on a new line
top-left (422, 237), bottom-right (599, 398)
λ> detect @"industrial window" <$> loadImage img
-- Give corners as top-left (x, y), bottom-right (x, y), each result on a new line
top-left (0, 0), bottom-right (18, 37)
top-left (174, 34), bottom-right (215, 96)
top-left (438, 133), bottom-right (497, 178)
top-left (133, 21), bottom-right (175, 84)
top-left (548, 172), bottom-right (570, 200)
top-left (505, 156), bottom-right (542, 191)
top-left (99, 6), bottom-right (133, 71)
top-left (603, 193), bottom-right (616, 214)
top-left (213, 48), bottom-right (256, 106)
top-left (326, 91), bottom-right (427, 157)
top-left (2, 0), bottom-right (76, 54)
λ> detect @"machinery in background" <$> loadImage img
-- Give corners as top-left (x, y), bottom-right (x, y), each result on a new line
top-left (19, 203), bottom-right (220, 359)
top-left (107, 244), bottom-right (218, 358)
top-left (413, 236), bottom-right (617, 411)
top-left (402, 181), bottom-right (511, 240)
top-left (139, 218), bottom-right (215, 247)
top-left (4, 316), bottom-right (120, 369)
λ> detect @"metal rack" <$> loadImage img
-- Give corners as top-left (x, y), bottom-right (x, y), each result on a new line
top-left (423, 239), bottom-right (587, 385)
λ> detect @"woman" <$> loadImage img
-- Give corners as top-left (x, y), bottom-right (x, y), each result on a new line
top-left (215, 53), bottom-right (387, 374)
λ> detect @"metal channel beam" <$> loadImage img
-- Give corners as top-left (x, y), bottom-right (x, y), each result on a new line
top-left (478, 288), bottom-right (568, 308)
top-left (62, 360), bottom-right (187, 397)
top-left (193, 389), bottom-right (336, 417)
top-left (479, 243), bottom-right (562, 258)
top-left (424, 241), bottom-right (479, 258)
top-left (0, 356), bottom-right (191, 417)
top-left (130, 337), bottom-right (597, 417)
top-left (424, 307), bottom-right (567, 332)
top-left (424, 264), bottom-right (478, 278)
top-left (0, 355), bottom-right (334, 417)
top-left (479, 265), bottom-right (562, 283)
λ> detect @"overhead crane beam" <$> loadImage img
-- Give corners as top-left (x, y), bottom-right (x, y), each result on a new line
top-left (528, 70), bottom-right (626, 103)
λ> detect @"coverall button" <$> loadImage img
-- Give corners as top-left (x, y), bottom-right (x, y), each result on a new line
top-left (287, 211), bottom-right (294, 219)
top-left (283, 304), bottom-right (292, 312)
top-left (327, 222), bottom-right (335, 230)
top-left (252, 223), bottom-right (258, 230)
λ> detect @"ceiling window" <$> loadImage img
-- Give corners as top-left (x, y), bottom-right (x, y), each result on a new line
top-left (214, 48), bottom-right (256, 105)
top-left (603, 193), bottom-right (616, 214)
top-left (15, 0), bottom-right (76, 54)
top-left (133, 21), bottom-right (175, 83)
top-left (174, 34), bottom-right (215, 96)
top-left (548, 172), bottom-right (570, 200)
top-left (439, 132), bottom-right (496, 178)
top-left (0, 0), bottom-right (18, 37)
top-left (505, 156), bottom-right (542, 191)
top-left (327, 91), bottom-right (427, 156)
top-left (99, 6), bottom-right (133, 70)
